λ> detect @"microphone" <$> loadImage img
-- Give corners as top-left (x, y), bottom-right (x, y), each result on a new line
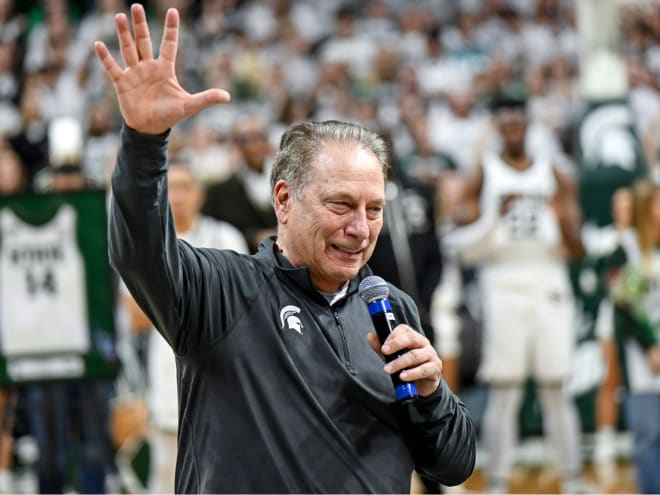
top-left (359, 275), bottom-right (419, 403)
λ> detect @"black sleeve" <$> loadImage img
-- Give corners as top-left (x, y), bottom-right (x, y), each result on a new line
top-left (391, 381), bottom-right (477, 486)
top-left (390, 287), bottom-right (477, 485)
top-left (108, 124), bottom-right (259, 355)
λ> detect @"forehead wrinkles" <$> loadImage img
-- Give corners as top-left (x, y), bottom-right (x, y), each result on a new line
top-left (294, 140), bottom-right (383, 199)
top-left (315, 141), bottom-right (377, 177)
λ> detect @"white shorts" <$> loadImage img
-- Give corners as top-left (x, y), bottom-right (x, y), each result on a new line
top-left (477, 264), bottom-right (575, 384)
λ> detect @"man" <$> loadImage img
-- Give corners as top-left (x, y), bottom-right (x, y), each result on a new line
top-left (447, 97), bottom-right (584, 493)
top-left (202, 115), bottom-right (278, 253)
top-left (121, 160), bottom-right (248, 493)
top-left (95, 5), bottom-right (475, 493)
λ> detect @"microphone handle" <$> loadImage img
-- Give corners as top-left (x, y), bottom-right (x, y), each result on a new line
top-left (367, 299), bottom-right (419, 403)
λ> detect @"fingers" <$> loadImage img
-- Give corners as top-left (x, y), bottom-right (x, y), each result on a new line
top-left (384, 347), bottom-right (442, 381)
top-left (131, 3), bottom-right (153, 61)
top-left (94, 41), bottom-right (123, 83)
top-left (184, 88), bottom-right (231, 117)
top-left (115, 12), bottom-right (139, 67)
top-left (380, 324), bottom-right (427, 356)
top-left (398, 362), bottom-right (442, 384)
top-left (159, 8), bottom-right (179, 62)
top-left (380, 325), bottom-right (442, 380)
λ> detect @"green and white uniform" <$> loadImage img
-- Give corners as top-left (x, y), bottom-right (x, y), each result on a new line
top-left (477, 151), bottom-right (574, 383)
top-left (0, 205), bottom-right (89, 356)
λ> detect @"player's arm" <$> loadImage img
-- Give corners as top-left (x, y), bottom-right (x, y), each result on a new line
top-left (444, 164), bottom-right (500, 265)
top-left (552, 166), bottom-right (584, 260)
top-left (452, 164), bottom-right (483, 225)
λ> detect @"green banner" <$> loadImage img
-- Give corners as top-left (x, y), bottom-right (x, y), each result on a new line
top-left (0, 190), bottom-right (118, 384)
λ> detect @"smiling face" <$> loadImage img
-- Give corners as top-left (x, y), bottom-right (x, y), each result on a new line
top-left (274, 141), bottom-right (385, 293)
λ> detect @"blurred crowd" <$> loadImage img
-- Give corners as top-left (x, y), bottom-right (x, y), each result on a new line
top-left (1, 0), bottom-right (660, 493)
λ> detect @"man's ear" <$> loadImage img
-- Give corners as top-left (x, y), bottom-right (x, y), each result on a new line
top-left (273, 180), bottom-right (292, 224)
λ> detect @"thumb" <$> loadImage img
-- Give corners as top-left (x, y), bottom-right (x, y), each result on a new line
top-left (185, 88), bottom-right (231, 118)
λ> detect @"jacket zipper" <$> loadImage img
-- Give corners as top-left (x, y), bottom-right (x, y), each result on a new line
top-left (332, 310), bottom-right (356, 374)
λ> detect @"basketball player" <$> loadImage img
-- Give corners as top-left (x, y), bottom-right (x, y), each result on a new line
top-left (449, 97), bottom-right (584, 493)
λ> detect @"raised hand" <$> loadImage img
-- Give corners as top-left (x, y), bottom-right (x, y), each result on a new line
top-left (94, 4), bottom-right (230, 135)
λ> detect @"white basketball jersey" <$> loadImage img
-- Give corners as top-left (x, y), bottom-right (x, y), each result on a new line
top-left (480, 151), bottom-right (562, 265)
top-left (0, 205), bottom-right (89, 356)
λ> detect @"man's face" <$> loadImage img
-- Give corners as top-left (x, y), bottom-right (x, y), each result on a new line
top-left (497, 109), bottom-right (527, 154)
top-left (168, 165), bottom-right (204, 228)
top-left (234, 122), bottom-right (272, 173)
top-left (275, 142), bottom-right (385, 293)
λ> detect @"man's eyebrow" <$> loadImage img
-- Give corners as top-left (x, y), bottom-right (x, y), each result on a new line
top-left (325, 192), bottom-right (385, 206)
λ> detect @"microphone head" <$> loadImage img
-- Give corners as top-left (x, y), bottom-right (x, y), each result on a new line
top-left (358, 275), bottom-right (390, 303)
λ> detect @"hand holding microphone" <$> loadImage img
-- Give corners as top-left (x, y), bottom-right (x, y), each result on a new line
top-left (359, 276), bottom-right (443, 402)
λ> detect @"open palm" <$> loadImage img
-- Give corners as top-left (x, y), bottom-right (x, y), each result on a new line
top-left (94, 4), bottom-right (230, 135)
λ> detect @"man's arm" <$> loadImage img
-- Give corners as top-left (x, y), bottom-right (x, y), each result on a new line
top-left (110, 127), bottom-right (258, 353)
top-left (392, 380), bottom-right (477, 485)
top-left (552, 167), bottom-right (584, 260)
top-left (97, 5), bottom-right (234, 350)
top-left (452, 164), bottom-right (483, 226)
top-left (108, 125), bottom-right (183, 347)
top-left (367, 291), bottom-right (476, 485)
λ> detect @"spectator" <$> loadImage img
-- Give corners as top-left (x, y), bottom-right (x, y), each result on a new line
top-left (0, 145), bottom-right (27, 195)
top-left (608, 179), bottom-right (660, 495)
top-left (176, 118), bottom-right (238, 186)
top-left (81, 97), bottom-right (120, 188)
top-left (426, 89), bottom-right (491, 176)
top-left (9, 78), bottom-right (49, 186)
top-left (320, 4), bottom-right (377, 81)
top-left (0, 0), bottom-right (24, 46)
top-left (202, 115), bottom-right (277, 252)
top-left (588, 186), bottom-right (633, 492)
top-left (0, 40), bottom-right (21, 136)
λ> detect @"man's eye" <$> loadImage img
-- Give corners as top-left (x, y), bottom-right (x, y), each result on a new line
top-left (367, 207), bottom-right (383, 219)
top-left (328, 202), bottom-right (350, 213)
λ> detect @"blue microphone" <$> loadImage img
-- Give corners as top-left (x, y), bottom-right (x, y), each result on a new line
top-left (359, 275), bottom-right (419, 403)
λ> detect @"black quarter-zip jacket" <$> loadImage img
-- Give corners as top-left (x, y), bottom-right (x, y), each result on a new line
top-left (109, 124), bottom-right (476, 493)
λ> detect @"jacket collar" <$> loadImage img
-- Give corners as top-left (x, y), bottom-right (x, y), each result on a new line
top-left (255, 237), bottom-right (373, 303)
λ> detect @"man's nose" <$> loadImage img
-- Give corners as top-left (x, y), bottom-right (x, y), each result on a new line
top-left (345, 209), bottom-right (369, 239)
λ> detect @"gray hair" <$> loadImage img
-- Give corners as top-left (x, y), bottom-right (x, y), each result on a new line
top-left (270, 120), bottom-right (390, 197)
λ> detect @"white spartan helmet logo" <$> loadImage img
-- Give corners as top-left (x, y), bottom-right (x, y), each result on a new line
top-left (280, 305), bottom-right (303, 335)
